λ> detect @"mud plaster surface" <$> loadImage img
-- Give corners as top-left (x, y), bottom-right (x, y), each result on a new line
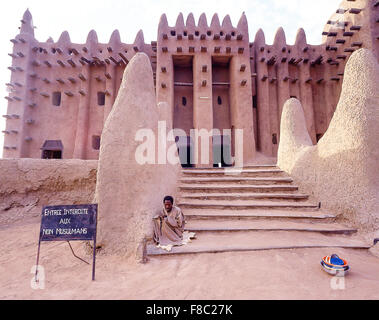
top-left (277, 49), bottom-right (379, 235)
top-left (0, 217), bottom-right (378, 300)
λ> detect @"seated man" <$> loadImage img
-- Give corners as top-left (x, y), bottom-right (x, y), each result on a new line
top-left (153, 195), bottom-right (185, 246)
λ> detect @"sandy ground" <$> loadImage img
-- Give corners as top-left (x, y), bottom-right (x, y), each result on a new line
top-left (1, 217), bottom-right (379, 300)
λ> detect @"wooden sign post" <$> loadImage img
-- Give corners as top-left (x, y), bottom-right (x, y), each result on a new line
top-left (35, 204), bottom-right (98, 281)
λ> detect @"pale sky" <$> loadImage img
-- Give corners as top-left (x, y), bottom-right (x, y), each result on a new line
top-left (0, 0), bottom-right (342, 157)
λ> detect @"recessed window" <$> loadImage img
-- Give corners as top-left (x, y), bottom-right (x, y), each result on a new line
top-left (182, 97), bottom-right (187, 106)
top-left (41, 140), bottom-right (63, 159)
top-left (220, 31), bottom-right (224, 36)
top-left (217, 96), bottom-right (222, 105)
top-left (97, 92), bottom-right (105, 106)
top-left (42, 150), bottom-right (62, 159)
top-left (170, 30), bottom-right (176, 36)
top-left (52, 92), bottom-right (61, 106)
top-left (195, 31), bottom-right (199, 36)
top-left (253, 95), bottom-right (257, 109)
top-left (92, 135), bottom-right (101, 150)
top-left (207, 30), bottom-right (212, 36)
top-left (231, 31), bottom-right (235, 36)
top-left (272, 133), bottom-right (278, 145)
top-left (183, 31), bottom-right (188, 36)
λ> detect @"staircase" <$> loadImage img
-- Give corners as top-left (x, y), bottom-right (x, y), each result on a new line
top-left (146, 165), bottom-right (371, 256)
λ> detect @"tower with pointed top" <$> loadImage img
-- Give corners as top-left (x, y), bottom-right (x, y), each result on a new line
top-left (3, 9), bottom-right (36, 158)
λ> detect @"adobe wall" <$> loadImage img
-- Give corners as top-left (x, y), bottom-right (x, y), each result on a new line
top-left (277, 48), bottom-right (379, 236)
top-left (156, 13), bottom-right (256, 166)
top-left (3, 1), bottom-right (378, 163)
top-left (253, 0), bottom-right (379, 157)
top-left (3, 10), bottom-right (155, 159)
top-left (323, 0), bottom-right (379, 60)
top-left (0, 158), bottom-right (97, 226)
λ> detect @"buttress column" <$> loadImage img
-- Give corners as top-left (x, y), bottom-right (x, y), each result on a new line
top-left (254, 29), bottom-right (272, 156)
top-left (73, 30), bottom-right (97, 159)
top-left (192, 52), bottom-right (213, 167)
top-left (296, 29), bottom-right (316, 144)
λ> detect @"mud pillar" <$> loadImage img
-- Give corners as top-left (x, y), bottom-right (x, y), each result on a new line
top-left (103, 64), bottom-right (117, 125)
top-left (156, 14), bottom-right (175, 125)
top-left (229, 55), bottom-right (256, 165)
top-left (73, 65), bottom-right (91, 159)
top-left (276, 58), bottom-right (290, 146)
top-left (299, 62), bottom-right (317, 144)
top-left (255, 48), bottom-right (272, 156)
top-left (193, 54), bottom-right (213, 167)
top-left (324, 66), bottom-right (336, 128)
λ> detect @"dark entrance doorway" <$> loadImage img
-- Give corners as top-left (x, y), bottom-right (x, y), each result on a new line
top-left (213, 135), bottom-right (232, 167)
top-left (41, 140), bottom-right (63, 159)
top-left (175, 135), bottom-right (194, 168)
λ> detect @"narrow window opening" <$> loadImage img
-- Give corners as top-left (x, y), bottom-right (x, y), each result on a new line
top-left (253, 95), bottom-right (257, 109)
top-left (182, 96), bottom-right (187, 106)
top-left (220, 31), bottom-right (224, 36)
top-left (272, 133), bottom-right (278, 145)
top-left (92, 135), bottom-right (101, 150)
top-left (207, 30), bottom-right (212, 36)
top-left (183, 31), bottom-right (188, 36)
top-left (97, 92), bottom-right (105, 106)
top-left (52, 92), bottom-right (61, 106)
top-left (217, 96), bottom-right (222, 105)
top-left (170, 30), bottom-right (176, 36)
top-left (195, 31), bottom-right (200, 36)
top-left (231, 31), bottom-right (235, 36)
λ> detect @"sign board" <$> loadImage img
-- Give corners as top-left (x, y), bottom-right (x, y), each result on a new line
top-left (35, 204), bottom-right (98, 281)
top-left (40, 204), bottom-right (97, 241)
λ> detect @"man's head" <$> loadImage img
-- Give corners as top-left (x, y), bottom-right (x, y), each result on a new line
top-left (163, 195), bottom-right (174, 212)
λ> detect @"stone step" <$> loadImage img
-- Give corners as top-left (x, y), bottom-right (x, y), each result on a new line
top-left (179, 192), bottom-right (309, 201)
top-left (181, 168), bottom-right (285, 177)
top-left (180, 176), bottom-right (294, 185)
top-left (243, 164), bottom-right (278, 169)
top-left (182, 208), bottom-right (335, 221)
top-left (178, 200), bottom-right (319, 210)
top-left (146, 231), bottom-right (371, 256)
top-left (184, 219), bottom-right (357, 235)
top-left (183, 164), bottom-right (278, 170)
top-left (179, 184), bottom-right (299, 193)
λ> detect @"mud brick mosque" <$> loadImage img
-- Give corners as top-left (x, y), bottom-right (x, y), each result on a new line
top-left (2, 0), bottom-right (378, 166)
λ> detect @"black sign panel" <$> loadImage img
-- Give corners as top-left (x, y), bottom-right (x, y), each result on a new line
top-left (39, 204), bottom-right (97, 241)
